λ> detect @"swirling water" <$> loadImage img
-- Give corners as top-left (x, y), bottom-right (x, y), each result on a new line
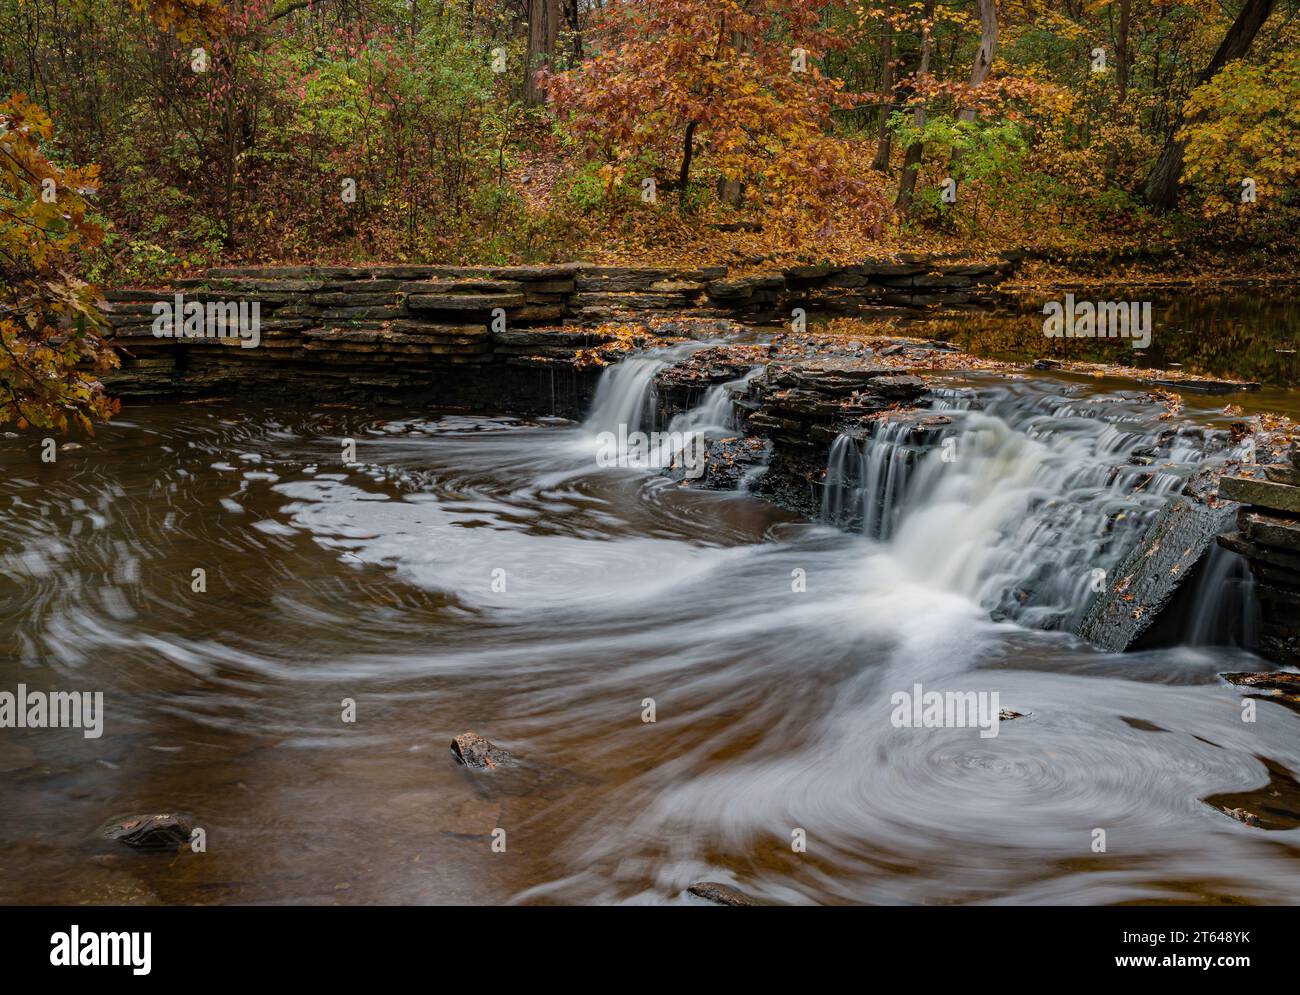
top-left (1, 361), bottom-right (1297, 906)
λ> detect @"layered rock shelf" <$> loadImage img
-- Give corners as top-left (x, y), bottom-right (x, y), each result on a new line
top-left (1218, 447), bottom-right (1300, 666)
top-left (99, 255), bottom-right (1017, 408)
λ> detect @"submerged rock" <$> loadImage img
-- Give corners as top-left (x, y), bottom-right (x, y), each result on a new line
top-left (1220, 672), bottom-right (1300, 711)
top-left (1220, 671), bottom-right (1300, 695)
top-left (687, 881), bottom-right (764, 906)
top-left (450, 731), bottom-right (513, 770)
top-left (102, 814), bottom-right (193, 851)
top-left (449, 732), bottom-right (589, 802)
top-left (1203, 756), bottom-right (1300, 830)
top-left (1221, 807), bottom-right (1262, 828)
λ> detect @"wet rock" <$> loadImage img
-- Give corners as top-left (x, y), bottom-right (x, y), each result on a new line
top-left (1220, 671), bottom-right (1300, 699)
top-left (102, 813), bottom-right (193, 851)
top-left (449, 733), bottom-right (590, 803)
top-left (1221, 807), bottom-right (1262, 828)
top-left (1263, 464), bottom-right (1300, 487)
top-left (998, 709), bottom-right (1025, 721)
top-left (0, 734), bottom-right (35, 773)
top-left (1120, 716), bottom-right (1168, 732)
top-left (654, 345), bottom-right (764, 391)
top-left (1222, 670), bottom-right (1300, 691)
top-left (668, 436), bottom-right (772, 490)
top-left (1204, 757), bottom-right (1300, 830)
top-left (450, 731), bottom-right (514, 770)
top-left (1221, 473), bottom-right (1300, 515)
top-left (1076, 496), bottom-right (1235, 652)
top-left (705, 274), bottom-right (785, 303)
top-left (1142, 377), bottom-right (1261, 394)
top-left (687, 881), bottom-right (764, 906)
top-left (871, 374), bottom-right (928, 399)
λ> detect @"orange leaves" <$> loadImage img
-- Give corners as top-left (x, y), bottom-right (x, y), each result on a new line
top-left (125, 0), bottom-right (226, 43)
top-left (1, 93), bottom-right (116, 432)
top-left (0, 0), bottom-right (226, 431)
top-left (546, 0), bottom-right (887, 230)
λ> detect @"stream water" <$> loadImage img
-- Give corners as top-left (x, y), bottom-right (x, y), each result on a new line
top-left (1, 331), bottom-right (1298, 905)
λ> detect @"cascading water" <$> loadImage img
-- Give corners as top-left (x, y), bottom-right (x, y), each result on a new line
top-left (580, 344), bottom-right (759, 473)
top-left (583, 353), bottom-right (677, 436)
top-left (821, 381), bottom-right (1257, 638)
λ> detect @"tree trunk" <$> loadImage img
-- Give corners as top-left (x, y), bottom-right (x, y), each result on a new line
top-left (564, 0), bottom-right (582, 60)
top-left (1116, 0), bottom-right (1131, 104)
top-left (1141, 0), bottom-right (1275, 209)
top-left (524, 0), bottom-right (560, 105)
top-left (679, 120), bottom-right (698, 204)
top-left (895, 0), bottom-right (935, 212)
top-left (871, 2), bottom-right (897, 171)
top-left (957, 0), bottom-right (997, 122)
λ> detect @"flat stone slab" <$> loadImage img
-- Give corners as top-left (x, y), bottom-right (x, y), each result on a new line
top-left (494, 328), bottom-right (609, 347)
top-left (706, 274), bottom-right (786, 299)
top-left (1219, 475), bottom-right (1300, 514)
top-left (1218, 530), bottom-right (1300, 572)
top-left (1077, 497), bottom-right (1235, 651)
top-left (1264, 464), bottom-right (1300, 487)
top-left (399, 279), bottom-right (524, 294)
top-left (1240, 509), bottom-right (1300, 550)
top-left (406, 293), bottom-right (526, 311)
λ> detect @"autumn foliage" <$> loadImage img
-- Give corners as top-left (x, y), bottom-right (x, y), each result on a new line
top-left (0, 0), bottom-right (224, 430)
top-left (0, 92), bottom-right (116, 431)
top-left (543, 0), bottom-right (890, 231)
top-left (0, 0), bottom-right (1297, 430)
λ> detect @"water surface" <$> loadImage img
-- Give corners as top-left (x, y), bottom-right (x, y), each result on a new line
top-left (2, 306), bottom-right (1298, 905)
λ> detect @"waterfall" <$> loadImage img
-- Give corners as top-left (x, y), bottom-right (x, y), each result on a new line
top-left (820, 383), bottom-right (1252, 637)
top-left (583, 354), bottom-right (673, 436)
top-left (1179, 544), bottom-right (1260, 648)
top-left (582, 347), bottom-right (758, 473)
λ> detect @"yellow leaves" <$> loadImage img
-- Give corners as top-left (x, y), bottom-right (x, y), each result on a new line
top-left (125, 0), bottom-right (225, 44)
top-left (1, 90), bottom-right (116, 432)
top-left (1181, 48), bottom-right (1300, 206)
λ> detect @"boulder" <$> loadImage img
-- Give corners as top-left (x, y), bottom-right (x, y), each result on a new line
top-left (101, 814), bottom-right (193, 851)
top-left (450, 731), bottom-right (513, 770)
top-left (687, 881), bottom-right (764, 906)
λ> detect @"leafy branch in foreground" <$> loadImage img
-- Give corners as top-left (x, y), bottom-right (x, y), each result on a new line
top-left (0, 92), bottom-right (116, 432)
top-left (0, 0), bottom-right (224, 431)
